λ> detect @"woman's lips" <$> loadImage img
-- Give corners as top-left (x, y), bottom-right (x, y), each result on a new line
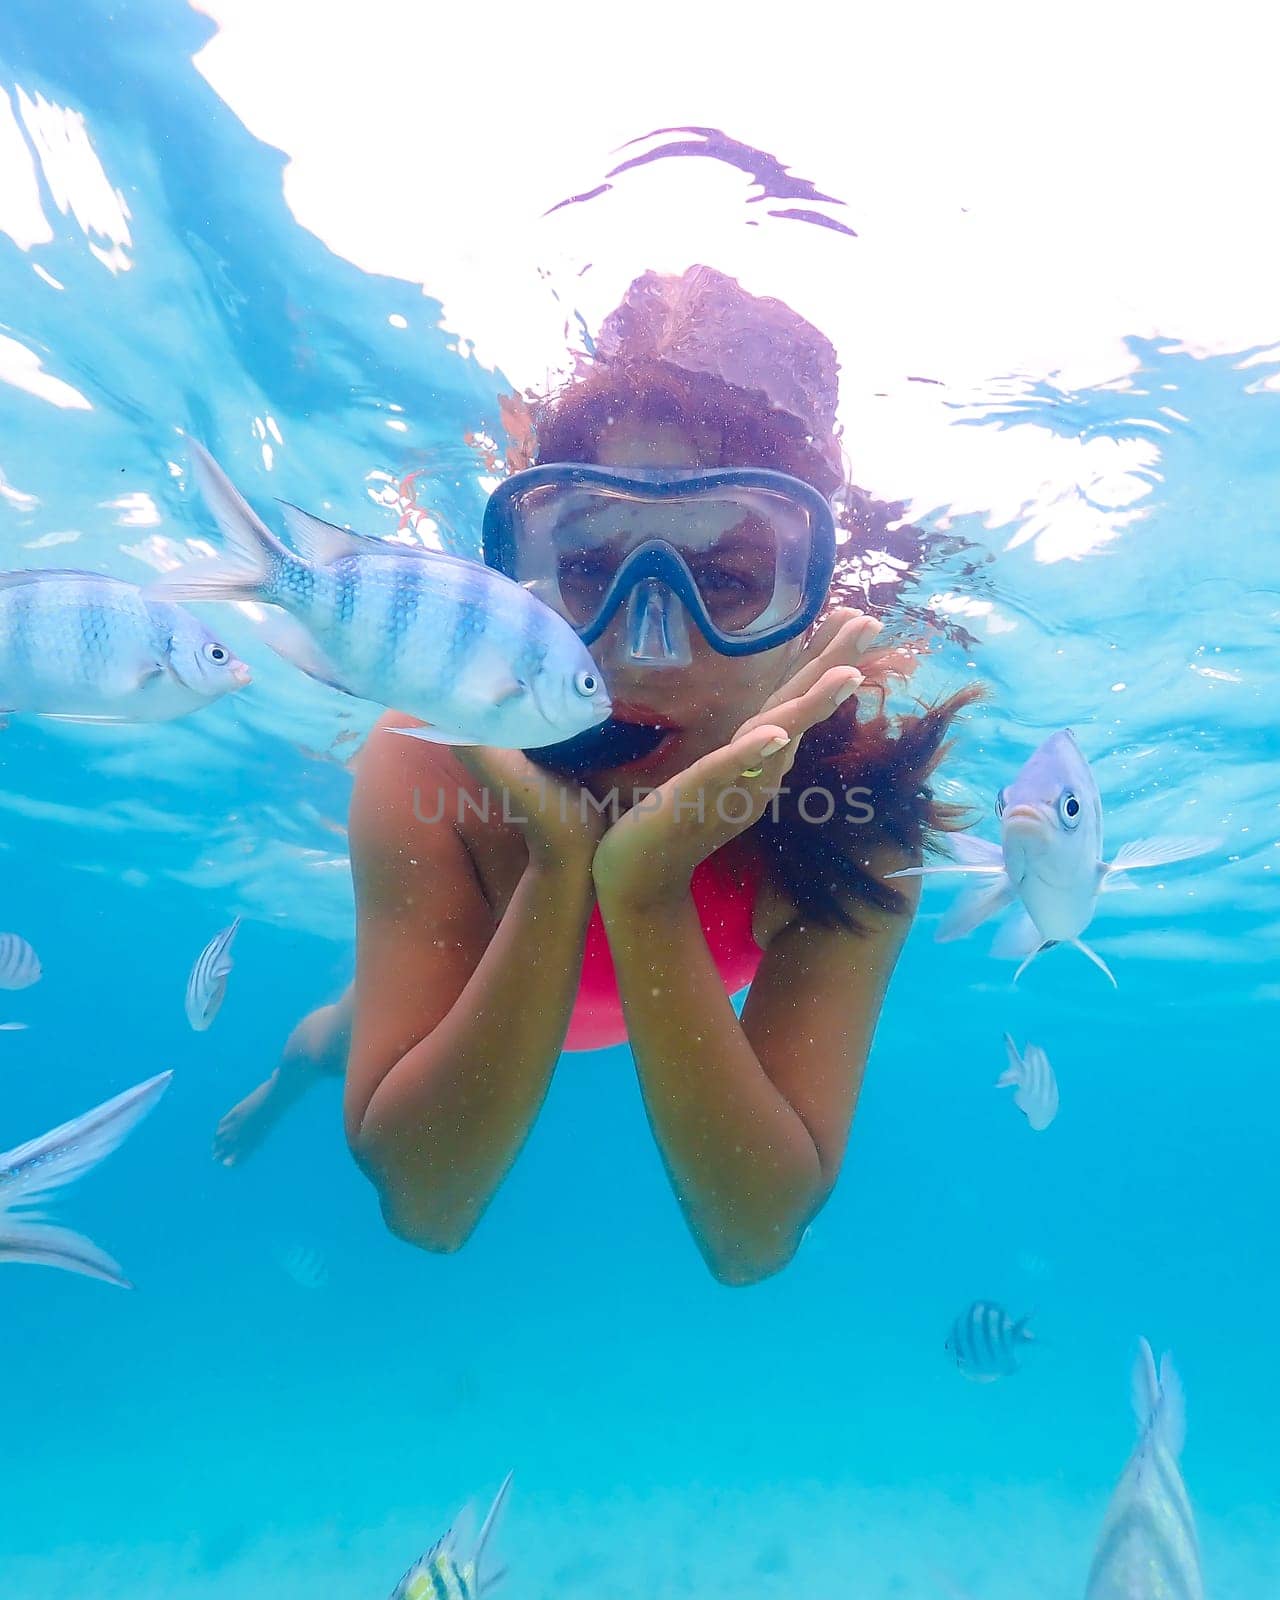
top-left (608, 698), bottom-right (680, 728)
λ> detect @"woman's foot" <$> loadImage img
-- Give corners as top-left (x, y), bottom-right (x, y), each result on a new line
top-left (212, 1074), bottom-right (290, 1168)
top-left (213, 991), bottom-right (353, 1168)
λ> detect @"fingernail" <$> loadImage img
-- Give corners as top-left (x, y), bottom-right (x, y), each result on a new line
top-left (760, 733), bottom-right (791, 758)
top-left (835, 676), bottom-right (862, 706)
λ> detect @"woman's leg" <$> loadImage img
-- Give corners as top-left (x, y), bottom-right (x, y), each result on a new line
top-left (212, 985), bottom-right (354, 1167)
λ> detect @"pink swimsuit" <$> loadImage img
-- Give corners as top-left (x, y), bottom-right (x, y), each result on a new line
top-left (563, 848), bottom-right (765, 1052)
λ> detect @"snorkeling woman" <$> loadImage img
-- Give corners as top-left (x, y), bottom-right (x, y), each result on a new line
top-left (216, 265), bottom-right (977, 1285)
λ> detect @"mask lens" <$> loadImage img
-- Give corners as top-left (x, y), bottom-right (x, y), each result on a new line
top-left (504, 473), bottom-right (822, 645)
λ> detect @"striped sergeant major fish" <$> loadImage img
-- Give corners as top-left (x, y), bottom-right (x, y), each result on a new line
top-left (390, 1471), bottom-right (512, 1600)
top-left (150, 443), bottom-right (612, 749)
top-left (0, 932), bottom-right (41, 990)
top-left (185, 917), bottom-right (241, 1032)
top-left (1085, 1338), bottom-right (1203, 1600)
top-left (0, 568), bottom-right (249, 722)
top-left (0, 1070), bottom-right (172, 1286)
top-left (946, 1300), bottom-right (1035, 1381)
top-left (996, 1034), bottom-right (1059, 1131)
top-left (887, 730), bottom-right (1218, 988)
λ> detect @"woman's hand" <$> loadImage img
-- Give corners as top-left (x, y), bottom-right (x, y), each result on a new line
top-left (447, 742), bottom-right (606, 873)
top-left (591, 608), bottom-right (883, 909)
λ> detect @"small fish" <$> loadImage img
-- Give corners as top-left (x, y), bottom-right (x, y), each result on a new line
top-left (150, 443), bottom-right (612, 749)
top-left (946, 1300), bottom-right (1035, 1381)
top-left (0, 569), bottom-right (249, 723)
top-left (391, 1472), bottom-right (512, 1600)
top-left (0, 1022), bottom-right (30, 1031)
top-left (0, 1070), bottom-right (172, 1286)
top-left (888, 730), bottom-right (1218, 986)
top-left (996, 1034), bottom-right (1059, 1131)
top-left (1084, 1338), bottom-right (1203, 1600)
top-left (0, 933), bottom-right (41, 989)
top-left (185, 917), bottom-right (240, 1031)
top-left (280, 1243), bottom-right (329, 1290)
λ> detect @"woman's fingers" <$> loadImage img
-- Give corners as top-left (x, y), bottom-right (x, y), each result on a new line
top-left (740, 663), bottom-right (862, 746)
top-left (760, 609), bottom-right (882, 713)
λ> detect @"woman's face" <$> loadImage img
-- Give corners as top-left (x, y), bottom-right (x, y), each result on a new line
top-left (574, 417), bottom-right (809, 794)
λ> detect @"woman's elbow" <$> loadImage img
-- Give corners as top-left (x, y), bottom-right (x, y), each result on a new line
top-left (347, 1124), bottom-right (478, 1255)
top-left (702, 1186), bottom-right (832, 1286)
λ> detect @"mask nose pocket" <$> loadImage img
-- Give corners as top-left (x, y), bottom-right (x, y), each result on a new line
top-left (624, 578), bottom-right (693, 668)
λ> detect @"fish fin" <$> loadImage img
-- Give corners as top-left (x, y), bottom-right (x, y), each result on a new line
top-left (0, 1219), bottom-right (132, 1287)
top-left (996, 1033), bottom-right (1022, 1088)
top-left (148, 441), bottom-right (290, 604)
top-left (39, 712), bottom-right (136, 725)
top-left (480, 1561), bottom-right (509, 1595)
top-left (1132, 1335), bottom-right (1160, 1431)
top-left (948, 833), bottom-right (1007, 869)
top-left (990, 907), bottom-right (1043, 961)
top-left (489, 673), bottom-right (529, 707)
top-left (388, 723), bottom-right (482, 747)
top-left (1105, 835), bottom-right (1221, 873)
top-left (1100, 871), bottom-right (1139, 892)
top-left (936, 874), bottom-right (1016, 942)
top-left (1012, 1312), bottom-right (1036, 1343)
top-left (886, 864), bottom-right (1005, 880)
top-left (0, 1071), bottom-right (173, 1213)
top-left (254, 611), bottom-right (358, 695)
top-left (887, 829), bottom-right (1006, 880)
top-left (1013, 941), bottom-right (1056, 983)
top-left (1071, 938), bottom-right (1117, 988)
top-left (278, 502), bottom-right (369, 567)
top-left (1157, 1352), bottom-right (1187, 1457)
top-left (472, 1471), bottom-right (512, 1593)
top-left (0, 568), bottom-right (130, 590)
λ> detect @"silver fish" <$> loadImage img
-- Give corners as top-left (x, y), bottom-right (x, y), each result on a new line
top-left (0, 1070), bottom-right (172, 1286)
top-left (1085, 1338), bottom-right (1203, 1600)
top-left (391, 1471), bottom-right (512, 1600)
top-left (997, 1034), bottom-right (1059, 1131)
top-left (888, 730), bottom-right (1218, 986)
top-left (151, 443), bottom-right (612, 748)
top-left (946, 1300), bottom-right (1035, 1381)
top-left (279, 1243), bottom-right (330, 1290)
top-left (0, 932), bottom-right (41, 990)
top-left (0, 568), bottom-right (250, 723)
top-left (185, 917), bottom-right (240, 1031)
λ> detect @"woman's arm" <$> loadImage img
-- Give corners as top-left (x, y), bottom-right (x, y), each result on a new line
top-left (599, 844), bottom-right (918, 1287)
top-left (343, 717), bottom-right (599, 1251)
top-left (590, 607), bottom-right (905, 1285)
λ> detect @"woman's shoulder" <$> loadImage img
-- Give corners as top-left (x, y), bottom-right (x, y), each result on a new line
top-left (349, 712), bottom-right (473, 856)
top-left (348, 714), bottom-right (526, 905)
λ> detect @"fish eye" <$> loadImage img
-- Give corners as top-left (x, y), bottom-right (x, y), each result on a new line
top-left (204, 643), bottom-right (229, 664)
top-left (573, 669), bottom-right (600, 697)
top-left (1059, 790), bottom-right (1081, 828)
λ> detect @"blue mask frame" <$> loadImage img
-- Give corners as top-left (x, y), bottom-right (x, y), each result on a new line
top-left (481, 463), bottom-right (838, 658)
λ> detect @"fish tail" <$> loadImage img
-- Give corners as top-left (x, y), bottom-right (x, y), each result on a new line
top-left (0, 1219), bottom-right (132, 1287)
top-left (150, 441), bottom-right (295, 604)
top-left (1133, 1337), bottom-right (1186, 1456)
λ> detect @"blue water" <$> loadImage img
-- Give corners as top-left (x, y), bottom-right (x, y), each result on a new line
top-left (2, 4), bottom-right (1278, 1596)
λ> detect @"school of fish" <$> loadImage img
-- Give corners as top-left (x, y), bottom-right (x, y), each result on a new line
top-left (1, 446), bottom-right (1230, 1595)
